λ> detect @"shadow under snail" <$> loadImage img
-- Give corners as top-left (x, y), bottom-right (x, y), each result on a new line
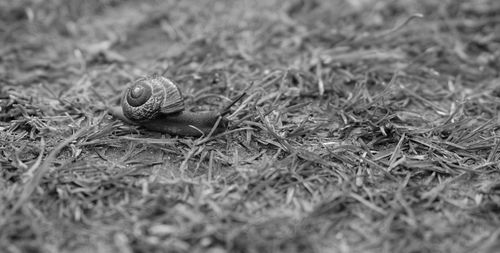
top-left (108, 75), bottom-right (239, 137)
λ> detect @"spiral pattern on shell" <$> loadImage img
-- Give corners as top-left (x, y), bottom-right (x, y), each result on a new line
top-left (121, 76), bottom-right (184, 122)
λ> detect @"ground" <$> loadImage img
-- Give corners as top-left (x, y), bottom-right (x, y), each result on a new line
top-left (1, 0), bottom-right (500, 252)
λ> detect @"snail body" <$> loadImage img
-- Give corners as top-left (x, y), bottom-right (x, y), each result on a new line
top-left (110, 75), bottom-right (227, 137)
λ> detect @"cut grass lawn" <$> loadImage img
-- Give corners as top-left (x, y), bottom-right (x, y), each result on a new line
top-left (1, 0), bottom-right (500, 252)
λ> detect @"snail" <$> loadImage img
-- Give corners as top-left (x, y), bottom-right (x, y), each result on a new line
top-left (108, 75), bottom-right (235, 137)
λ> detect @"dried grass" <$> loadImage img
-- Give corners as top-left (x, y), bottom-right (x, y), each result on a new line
top-left (1, 0), bottom-right (500, 252)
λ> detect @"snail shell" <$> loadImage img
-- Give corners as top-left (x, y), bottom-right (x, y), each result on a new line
top-left (121, 75), bottom-right (185, 122)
